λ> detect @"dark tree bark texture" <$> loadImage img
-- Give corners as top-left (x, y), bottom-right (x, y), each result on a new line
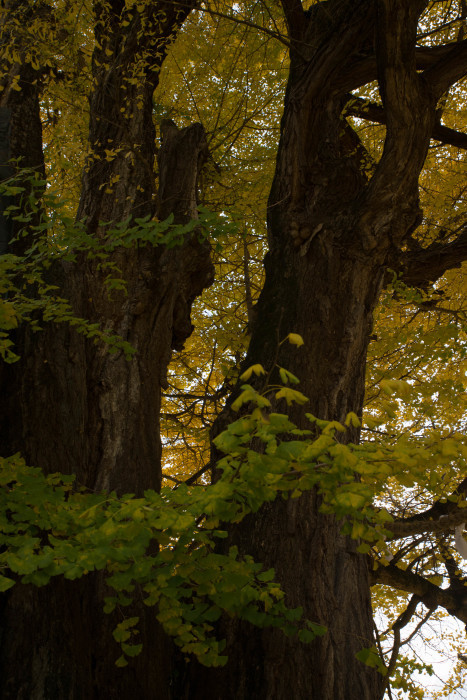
top-left (0, 1), bottom-right (212, 697)
top-left (1, 0), bottom-right (467, 698)
top-left (184, 1), bottom-right (467, 699)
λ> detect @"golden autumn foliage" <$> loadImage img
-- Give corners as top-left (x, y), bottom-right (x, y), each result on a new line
top-left (1, 0), bottom-right (467, 696)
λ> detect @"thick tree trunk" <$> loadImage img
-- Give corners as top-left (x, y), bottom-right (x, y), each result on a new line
top-left (184, 88), bottom-right (386, 700)
top-left (0, 1), bottom-right (212, 696)
top-left (184, 2), bottom-right (441, 698)
top-left (0, 122), bottom-right (213, 699)
top-left (2, 0), bottom-right (465, 697)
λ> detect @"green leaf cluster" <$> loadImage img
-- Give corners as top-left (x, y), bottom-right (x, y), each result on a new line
top-left (0, 445), bottom-right (325, 667)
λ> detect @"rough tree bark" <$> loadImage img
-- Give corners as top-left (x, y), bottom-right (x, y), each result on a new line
top-left (184, 1), bottom-right (467, 698)
top-left (0, 0), bottom-right (212, 697)
top-left (1, 0), bottom-right (467, 698)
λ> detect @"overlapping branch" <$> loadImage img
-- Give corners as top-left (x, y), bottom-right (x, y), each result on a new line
top-left (397, 225), bottom-right (467, 288)
top-left (423, 38), bottom-right (467, 98)
top-left (370, 562), bottom-right (467, 624)
top-left (384, 507), bottom-right (467, 540)
top-left (344, 94), bottom-right (467, 150)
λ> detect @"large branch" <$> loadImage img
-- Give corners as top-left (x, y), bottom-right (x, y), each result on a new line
top-left (389, 476), bottom-right (467, 526)
top-left (280, 0), bottom-right (305, 42)
top-left (396, 225), bottom-right (467, 288)
top-left (341, 40), bottom-right (466, 100)
top-left (423, 38), bottom-right (467, 97)
top-left (345, 94), bottom-right (467, 150)
top-left (370, 563), bottom-right (467, 625)
top-left (381, 476), bottom-right (467, 541)
top-left (417, 40), bottom-right (467, 66)
top-left (288, 3), bottom-right (464, 95)
top-left (376, 0), bottom-right (431, 140)
top-left (383, 507), bottom-right (467, 540)
top-left (358, 0), bottom-right (435, 241)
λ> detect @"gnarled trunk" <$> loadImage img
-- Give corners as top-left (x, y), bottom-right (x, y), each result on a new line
top-left (0, 0), bottom-right (212, 696)
top-left (2, 0), bottom-right (465, 697)
top-left (185, 1), bottom-right (441, 697)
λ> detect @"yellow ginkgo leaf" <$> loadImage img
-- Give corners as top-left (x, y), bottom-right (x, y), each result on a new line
top-left (240, 364), bottom-right (266, 381)
top-left (286, 333), bottom-right (304, 347)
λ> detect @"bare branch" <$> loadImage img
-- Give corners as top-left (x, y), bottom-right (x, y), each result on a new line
top-left (184, 460), bottom-right (213, 486)
top-left (384, 506), bottom-right (467, 541)
top-left (381, 595), bottom-right (421, 696)
top-left (397, 225), bottom-right (467, 288)
top-left (394, 476), bottom-right (467, 525)
top-left (370, 563), bottom-right (467, 625)
top-left (345, 94), bottom-right (467, 150)
top-left (195, 2), bottom-right (292, 49)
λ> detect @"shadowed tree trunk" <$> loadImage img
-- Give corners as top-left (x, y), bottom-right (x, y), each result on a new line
top-left (0, 0), bottom-right (212, 696)
top-left (183, 1), bottom-right (467, 698)
top-left (1, 0), bottom-right (467, 698)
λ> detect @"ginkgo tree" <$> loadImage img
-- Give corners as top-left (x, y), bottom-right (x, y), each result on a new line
top-left (0, 0), bottom-right (467, 698)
